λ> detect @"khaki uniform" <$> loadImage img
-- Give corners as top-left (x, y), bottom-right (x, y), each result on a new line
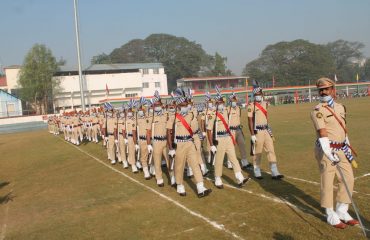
top-left (201, 108), bottom-right (215, 162)
top-left (117, 116), bottom-right (127, 163)
top-left (190, 109), bottom-right (204, 166)
top-left (137, 114), bottom-right (149, 168)
top-left (149, 111), bottom-right (170, 181)
top-left (167, 113), bottom-right (203, 185)
top-left (247, 102), bottom-right (277, 166)
top-left (106, 116), bottom-right (117, 161)
top-left (126, 115), bottom-right (137, 166)
top-left (228, 106), bottom-right (247, 161)
top-left (207, 109), bottom-right (242, 177)
top-left (91, 114), bottom-right (100, 142)
top-left (311, 102), bottom-right (354, 208)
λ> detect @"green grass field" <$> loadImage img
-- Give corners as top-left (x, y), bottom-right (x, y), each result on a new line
top-left (0, 98), bottom-right (369, 240)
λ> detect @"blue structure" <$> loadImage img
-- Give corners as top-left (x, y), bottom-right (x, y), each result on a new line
top-left (0, 89), bottom-right (22, 118)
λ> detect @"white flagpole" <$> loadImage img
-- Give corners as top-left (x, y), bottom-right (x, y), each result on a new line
top-left (73, 0), bottom-right (86, 111)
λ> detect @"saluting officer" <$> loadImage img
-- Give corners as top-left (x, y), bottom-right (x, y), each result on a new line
top-left (247, 82), bottom-right (284, 180)
top-left (311, 77), bottom-right (359, 229)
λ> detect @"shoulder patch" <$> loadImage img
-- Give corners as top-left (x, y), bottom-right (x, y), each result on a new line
top-left (316, 112), bottom-right (323, 119)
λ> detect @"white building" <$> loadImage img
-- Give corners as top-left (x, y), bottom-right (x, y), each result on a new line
top-left (53, 63), bottom-right (168, 110)
top-left (0, 65), bottom-right (22, 94)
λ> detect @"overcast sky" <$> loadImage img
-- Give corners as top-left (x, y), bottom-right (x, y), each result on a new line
top-left (1, 0), bottom-right (370, 75)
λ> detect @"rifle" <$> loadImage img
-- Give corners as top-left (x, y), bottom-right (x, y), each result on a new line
top-left (135, 111), bottom-right (140, 164)
top-left (250, 100), bottom-right (256, 156)
top-left (170, 103), bottom-right (177, 171)
top-left (210, 102), bottom-right (219, 166)
top-left (115, 111), bottom-right (121, 160)
top-left (148, 105), bottom-right (155, 165)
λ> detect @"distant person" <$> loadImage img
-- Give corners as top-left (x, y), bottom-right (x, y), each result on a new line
top-left (310, 77), bottom-right (359, 229)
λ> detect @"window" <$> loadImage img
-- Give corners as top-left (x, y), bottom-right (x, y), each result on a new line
top-left (155, 82), bottom-right (160, 88)
top-left (143, 69), bottom-right (149, 74)
top-left (142, 82), bottom-right (149, 88)
top-left (125, 93), bottom-right (138, 98)
top-left (153, 68), bottom-right (159, 74)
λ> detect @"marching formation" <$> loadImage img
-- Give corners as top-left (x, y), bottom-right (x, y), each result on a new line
top-left (47, 84), bottom-right (285, 198)
top-left (47, 78), bottom-right (363, 232)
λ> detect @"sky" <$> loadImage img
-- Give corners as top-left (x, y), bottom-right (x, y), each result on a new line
top-left (1, 0), bottom-right (370, 75)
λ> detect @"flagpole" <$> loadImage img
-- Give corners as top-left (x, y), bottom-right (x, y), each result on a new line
top-left (356, 73), bottom-right (360, 96)
top-left (73, 0), bottom-right (86, 111)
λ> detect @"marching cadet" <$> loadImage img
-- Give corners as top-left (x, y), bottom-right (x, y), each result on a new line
top-left (117, 108), bottom-right (129, 168)
top-left (147, 91), bottom-right (174, 187)
top-left (136, 97), bottom-right (151, 180)
top-left (227, 93), bottom-right (252, 169)
top-left (207, 87), bottom-right (249, 188)
top-left (186, 89), bottom-right (209, 176)
top-left (91, 109), bottom-right (100, 143)
top-left (102, 104), bottom-right (118, 165)
top-left (200, 92), bottom-right (215, 166)
top-left (247, 82), bottom-right (284, 180)
top-left (311, 77), bottom-right (359, 229)
top-left (166, 88), bottom-right (211, 197)
top-left (125, 100), bottom-right (140, 173)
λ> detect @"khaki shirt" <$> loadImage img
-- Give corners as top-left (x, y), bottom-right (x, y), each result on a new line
top-left (117, 117), bottom-right (125, 134)
top-left (247, 101), bottom-right (268, 126)
top-left (149, 112), bottom-right (168, 137)
top-left (126, 116), bottom-right (136, 135)
top-left (137, 115), bottom-right (148, 137)
top-left (206, 109), bottom-right (229, 132)
top-left (106, 117), bottom-right (117, 134)
top-left (228, 106), bottom-right (241, 127)
top-left (310, 102), bottom-right (346, 142)
top-left (166, 113), bottom-right (194, 137)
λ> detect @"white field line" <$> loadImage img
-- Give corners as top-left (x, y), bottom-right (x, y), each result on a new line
top-left (61, 139), bottom-right (245, 240)
top-left (0, 205), bottom-right (9, 240)
top-left (355, 173), bottom-right (370, 180)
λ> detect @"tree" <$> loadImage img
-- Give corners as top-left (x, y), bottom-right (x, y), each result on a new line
top-left (326, 40), bottom-right (365, 82)
top-left (18, 44), bottom-right (60, 114)
top-left (205, 52), bottom-right (232, 76)
top-left (364, 58), bottom-right (370, 80)
top-left (91, 34), bottom-right (218, 91)
top-left (243, 39), bottom-right (335, 86)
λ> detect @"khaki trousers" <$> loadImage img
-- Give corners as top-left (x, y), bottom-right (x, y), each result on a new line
top-left (214, 137), bottom-right (241, 177)
top-left (107, 135), bottom-right (116, 161)
top-left (252, 130), bottom-right (277, 167)
top-left (139, 140), bottom-right (149, 168)
top-left (193, 135), bottom-right (205, 165)
top-left (174, 141), bottom-right (203, 185)
top-left (118, 135), bottom-right (127, 162)
top-left (127, 137), bottom-right (136, 165)
top-left (153, 140), bottom-right (169, 181)
top-left (233, 129), bottom-right (247, 160)
top-left (315, 146), bottom-right (354, 208)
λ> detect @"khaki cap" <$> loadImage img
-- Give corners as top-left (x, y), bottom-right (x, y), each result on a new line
top-left (316, 77), bottom-right (335, 89)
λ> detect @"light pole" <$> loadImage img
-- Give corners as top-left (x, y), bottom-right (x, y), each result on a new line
top-left (73, 0), bottom-right (86, 111)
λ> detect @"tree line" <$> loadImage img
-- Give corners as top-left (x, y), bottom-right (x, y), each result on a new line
top-left (17, 35), bottom-right (370, 114)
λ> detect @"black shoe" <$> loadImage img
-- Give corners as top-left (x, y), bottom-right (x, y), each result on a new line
top-left (145, 176), bottom-right (151, 180)
top-left (187, 175), bottom-right (193, 178)
top-left (238, 177), bottom-right (250, 188)
top-left (179, 192), bottom-right (186, 197)
top-left (202, 171), bottom-right (209, 177)
top-left (255, 176), bottom-right (263, 180)
top-left (133, 170), bottom-right (139, 174)
top-left (171, 183), bottom-right (177, 188)
top-left (215, 184), bottom-right (224, 189)
top-left (158, 183), bottom-right (164, 187)
top-left (198, 189), bottom-right (212, 198)
top-left (272, 175), bottom-right (284, 180)
top-left (242, 163), bottom-right (253, 170)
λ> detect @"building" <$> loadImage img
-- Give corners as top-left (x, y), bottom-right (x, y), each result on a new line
top-left (0, 65), bottom-right (22, 94)
top-left (53, 63), bottom-right (168, 111)
top-left (0, 89), bottom-right (22, 118)
top-left (177, 76), bottom-right (248, 92)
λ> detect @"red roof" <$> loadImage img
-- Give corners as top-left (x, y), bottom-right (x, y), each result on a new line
top-left (0, 76), bottom-right (7, 87)
top-left (179, 76), bottom-right (247, 82)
